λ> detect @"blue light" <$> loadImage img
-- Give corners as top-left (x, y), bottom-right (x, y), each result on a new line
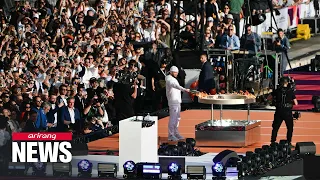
top-left (168, 163), bottom-right (179, 173)
top-left (78, 159), bottom-right (92, 172)
top-left (32, 161), bottom-right (46, 172)
top-left (212, 162), bottom-right (224, 173)
top-left (123, 161), bottom-right (136, 173)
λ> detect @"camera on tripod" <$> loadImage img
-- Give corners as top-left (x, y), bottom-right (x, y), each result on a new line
top-left (292, 111), bottom-right (301, 120)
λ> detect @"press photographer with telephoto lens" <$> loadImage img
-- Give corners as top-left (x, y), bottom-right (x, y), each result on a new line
top-left (268, 77), bottom-right (298, 148)
top-left (113, 68), bottom-right (138, 126)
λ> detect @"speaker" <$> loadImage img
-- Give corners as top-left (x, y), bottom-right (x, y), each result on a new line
top-left (212, 150), bottom-right (239, 166)
top-left (295, 142), bottom-right (316, 156)
top-left (71, 142), bottom-right (88, 156)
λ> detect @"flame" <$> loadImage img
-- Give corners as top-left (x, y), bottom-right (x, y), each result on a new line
top-left (195, 92), bottom-right (208, 98)
top-left (196, 91), bottom-right (256, 99)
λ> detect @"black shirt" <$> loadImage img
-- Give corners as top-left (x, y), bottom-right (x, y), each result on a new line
top-left (272, 87), bottom-right (296, 111)
top-left (86, 87), bottom-right (103, 100)
top-left (113, 83), bottom-right (135, 120)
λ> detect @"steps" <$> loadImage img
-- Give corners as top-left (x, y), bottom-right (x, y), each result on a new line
top-left (286, 72), bottom-right (320, 110)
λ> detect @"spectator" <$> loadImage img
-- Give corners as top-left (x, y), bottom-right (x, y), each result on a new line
top-left (60, 97), bottom-right (81, 131)
top-left (221, 26), bottom-right (240, 50)
top-left (23, 110), bottom-right (39, 132)
top-left (229, 0), bottom-right (244, 37)
top-left (0, 116), bottom-right (10, 147)
top-left (240, 24), bottom-right (261, 55)
top-left (31, 96), bottom-right (47, 131)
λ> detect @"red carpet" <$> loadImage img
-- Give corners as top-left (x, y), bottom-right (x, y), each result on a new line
top-left (286, 72), bottom-right (320, 110)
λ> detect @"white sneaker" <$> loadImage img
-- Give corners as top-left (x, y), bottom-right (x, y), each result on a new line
top-left (168, 135), bottom-right (179, 141)
top-left (175, 134), bottom-right (184, 140)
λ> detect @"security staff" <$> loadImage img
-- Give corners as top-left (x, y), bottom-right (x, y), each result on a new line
top-left (166, 66), bottom-right (190, 141)
top-left (268, 77), bottom-right (298, 146)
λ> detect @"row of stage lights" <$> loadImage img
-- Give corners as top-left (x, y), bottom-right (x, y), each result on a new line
top-left (4, 140), bottom-right (314, 179)
top-left (5, 160), bottom-right (218, 179)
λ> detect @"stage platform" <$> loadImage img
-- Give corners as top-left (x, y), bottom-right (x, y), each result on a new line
top-left (88, 109), bottom-right (320, 154)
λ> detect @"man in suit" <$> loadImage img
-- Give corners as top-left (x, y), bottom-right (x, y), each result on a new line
top-left (47, 95), bottom-right (64, 132)
top-left (198, 54), bottom-right (215, 93)
top-left (23, 110), bottom-right (39, 132)
top-left (60, 97), bottom-right (81, 132)
top-left (57, 84), bottom-right (68, 106)
top-left (74, 87), bottom-right (86, 116)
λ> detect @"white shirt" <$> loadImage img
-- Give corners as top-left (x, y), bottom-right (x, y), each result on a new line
top-left (52, 104), bottom-right (58, 126)
top-left (82, 66), bottom-right (99, 88)
top-left (68, 107), bottom-right (75, 124)
top-left (165, 74), bottom-right (186, 106)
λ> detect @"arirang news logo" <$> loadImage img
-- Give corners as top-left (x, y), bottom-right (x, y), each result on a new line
top-left (12, 132), bottom-right (73, 163)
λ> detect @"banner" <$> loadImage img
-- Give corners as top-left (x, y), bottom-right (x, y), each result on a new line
top-left (239, 2), bottom-right (316, 36)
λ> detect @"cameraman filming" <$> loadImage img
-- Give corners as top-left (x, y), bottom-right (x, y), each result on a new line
top-left (268, 77), bottom-right (298, 147)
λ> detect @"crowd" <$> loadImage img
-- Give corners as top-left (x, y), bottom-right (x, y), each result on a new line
top-left (0, 0), bottom-right (299, 149)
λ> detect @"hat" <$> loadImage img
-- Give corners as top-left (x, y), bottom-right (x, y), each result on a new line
top-left (33, 13), bottom-right (39, 19)
top-left (170, 66), bottom-right (179, 73)
top-left (90, 77), bottom-right (97, 83)
top-left (227, 14), bottom-right (233, 20)
top-left (207, 17), bottom-right (214, 22)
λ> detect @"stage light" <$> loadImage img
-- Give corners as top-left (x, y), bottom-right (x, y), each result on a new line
top-left (168, 162), bottom-right (182, 179)
top-left (123, 160), bottom-right (136, 179)
top-left (52, 162), bottom-right (72, 177)
top-left (97, 163), bottom-right (117, 178)
top-left (186, 138), bottom-right (196, 148)
top-left (167, 145), bottom-right (179, 156)
top-left (312, 95), bottom-right (320, 112)
top-left (77, 159), bottom-right (92, 177)
top-left (32, 161), bottom-right (47, 176)
top-left (252, 14), bottom-right (266, 26)
top-left (136, 162), bottom-right (162, 179)
top-left (7, 162), bottom-right (27, 176)
top-left (212, 162), bottom-right (226, 179)
top-left (186, 166), bottom-right (206, 180)
top-left (177, 141), bottom-right (187, 156)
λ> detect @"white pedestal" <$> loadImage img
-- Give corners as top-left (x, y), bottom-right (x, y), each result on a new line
top-left (119, 116), bottom-right (158, 173)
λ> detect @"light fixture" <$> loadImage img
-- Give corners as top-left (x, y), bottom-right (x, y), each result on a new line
top-left (251, 14), bottom-right (266, 26)
top-left (32, 161), bottom-right (47, 176)
top-left (52, 162), bottom-right (72, 177)
top-left (8, 162), bottom-right (27, 176)
top-left (123, 160), bottom-right (136, 179)
top-left (167, 162), bottom-right (182, 179)
top-left (212, 162), bottom-right (226, 179)
top-left (136, 162), bottom-right (162, 179)
top-left (186, 166), bottom-right (206, 180)
top-left (77, 159), bottom-right (92, 177)
top-left (97, 163), bottom-right (117, 178)
top-left (312, 96), bottom-right (320, 112)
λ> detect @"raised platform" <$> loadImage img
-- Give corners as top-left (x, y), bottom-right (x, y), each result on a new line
top-left (195, 120), bottom-right (261, 147)
top-left (88, 110), bottom-right (320, 154)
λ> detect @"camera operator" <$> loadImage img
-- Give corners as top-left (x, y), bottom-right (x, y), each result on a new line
top-left (86, 77), bottom-right (103, 100)
top-left (274, 29), bottom-right (290, 76)
top-left (83, 95), bottom-right (104, 122)
top-left (113, 70), bottom-right (138, 126)
top-left (268, 77), bottom-right (298, 147)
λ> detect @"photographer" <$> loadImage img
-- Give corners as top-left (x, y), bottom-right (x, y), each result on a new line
top-left (274, 29), bottom-right (290, 76)
top-left (268, 77), bottom-right (298, 147)
top-left (113, 70), bottom-right (138, 126)
top-left (83, 95), bottom-right (104, 122)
